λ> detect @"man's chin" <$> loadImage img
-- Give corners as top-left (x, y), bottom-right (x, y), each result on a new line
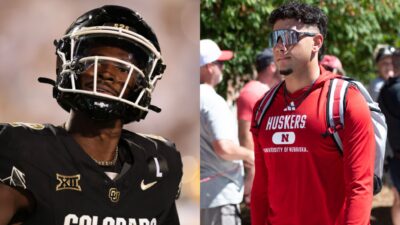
top-left (279, 69), bottom-right (293, 76)
top-left (214, 74), bottom-right (223, 85)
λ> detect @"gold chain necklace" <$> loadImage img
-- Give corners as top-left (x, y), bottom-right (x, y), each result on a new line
top-left (91, 146), bottom-right (119, 166)
top-left (61, 123), bottom-right (119, 166)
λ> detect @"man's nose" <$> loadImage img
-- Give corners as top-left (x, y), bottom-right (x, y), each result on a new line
top-left (97, 63), bottom-right (115, 81)
top-left (274, 37), bottom-right (287, 51)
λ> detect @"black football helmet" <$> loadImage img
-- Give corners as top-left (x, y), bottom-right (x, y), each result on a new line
top-left (40, 5), bottom-right (166, 123)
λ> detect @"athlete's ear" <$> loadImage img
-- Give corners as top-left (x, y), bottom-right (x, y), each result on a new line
top-left (312, 33), bottom-right (323, 54)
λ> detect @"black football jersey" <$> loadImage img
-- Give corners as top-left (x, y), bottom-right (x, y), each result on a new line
top-left (0, 122), bottom-right (183, 225)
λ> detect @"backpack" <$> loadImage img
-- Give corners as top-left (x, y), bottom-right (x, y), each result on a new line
top-left (253, 76), bottom-right (387, 195)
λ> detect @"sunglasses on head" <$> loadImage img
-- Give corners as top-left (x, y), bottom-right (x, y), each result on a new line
top-left (269, 29), bottom-right (317, 48)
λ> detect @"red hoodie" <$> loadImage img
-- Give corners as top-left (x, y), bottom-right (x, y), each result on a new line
top-left (250, 67), bottom-right (375, 225)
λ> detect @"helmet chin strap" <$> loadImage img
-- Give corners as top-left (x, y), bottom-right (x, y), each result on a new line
top-left (148, 105), bottom-right (161, 113)
top-left (38, 77), bottom-right (56, 86)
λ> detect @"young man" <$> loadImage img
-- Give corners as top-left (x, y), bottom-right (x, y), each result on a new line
top-left (200, 39), bottom-right (254, 225)
top-left (250, 2), bottom-right (375, 225)
top-left (320, 54), bottom-right (346, 75)
top-left (0, 5), bottom-right (182, 225)
top-left (236, 48), bottom-right (280, 204)
top-left (237, 48), bottom-right (279, 152)
top-left (378, 49), bottom-right (400, 225)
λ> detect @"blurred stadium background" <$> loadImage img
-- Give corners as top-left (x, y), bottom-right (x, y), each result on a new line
top-left (0, 0), bottom-right (199, 224)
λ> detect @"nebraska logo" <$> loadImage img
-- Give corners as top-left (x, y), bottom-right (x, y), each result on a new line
top-left (272, 132), bottom-right (295, 145)
top-left (56, 174), bottom-right (82, 191)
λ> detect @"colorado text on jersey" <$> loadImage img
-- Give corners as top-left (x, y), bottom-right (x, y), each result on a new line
top-left (64, 214), bottom-right (157, 225)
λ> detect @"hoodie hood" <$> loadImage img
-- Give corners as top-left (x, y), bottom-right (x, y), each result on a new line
top-left (283, 65), bottom-right (340, 99)
top-left (312, 65), bottom-right (341, 89)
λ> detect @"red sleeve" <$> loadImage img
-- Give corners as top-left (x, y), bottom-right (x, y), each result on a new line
top-left (250, 100), bottom-right (268, 225)
top-left (237, 91), bottom-right (257, 122)
top-left (341, 86), bottom-right (374, 225)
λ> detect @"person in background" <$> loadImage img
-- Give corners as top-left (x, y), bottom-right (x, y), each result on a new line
top-left (369, 44), bottom-right (395, 101)
top-left (236, 48), bottom-right (280, 204)
top-left (378, 48), bottom-right (400, 225)
top-left (200, 39), bottom-right (254, 225)
top-left (320, 54), bottom-right (346, 75)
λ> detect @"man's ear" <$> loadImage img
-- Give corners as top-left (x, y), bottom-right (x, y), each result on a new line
top-left (206, 63), bottom-right (214, 74)
top-left (269, 63), bottom-right (277, 72)
top-left (312, 34), bottom-right (324, 54)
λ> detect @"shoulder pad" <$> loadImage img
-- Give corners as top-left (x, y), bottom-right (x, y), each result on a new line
top-left (136, 133), bottom-right (170, 144)
top-left (0, 124), bottom-right (11, 145)
top-left (8, 122), bottom-right (46, 130)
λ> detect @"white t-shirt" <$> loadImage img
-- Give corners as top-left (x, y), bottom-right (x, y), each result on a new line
top-left (200, 84), bottom-right (244, 208)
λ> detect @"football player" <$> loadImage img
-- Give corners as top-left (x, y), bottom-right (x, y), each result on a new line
top-left (0, 5), bottom-right (182, 225)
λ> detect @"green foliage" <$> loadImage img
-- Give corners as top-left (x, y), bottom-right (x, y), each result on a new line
top-left (201, 0), bottom-right (400, 98)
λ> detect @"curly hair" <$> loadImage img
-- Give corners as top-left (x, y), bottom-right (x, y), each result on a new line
top-left (268, 1), bottom-right (328, 58)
